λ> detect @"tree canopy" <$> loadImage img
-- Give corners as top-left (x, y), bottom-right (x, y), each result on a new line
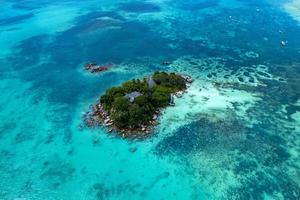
top-left (100, 72), bottom-right (186, 128)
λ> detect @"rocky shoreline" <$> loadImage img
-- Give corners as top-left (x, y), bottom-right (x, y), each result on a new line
top-left (83, 103), bottom-right (160, 138)
top-left (82, 73), bottom-right (193, 138)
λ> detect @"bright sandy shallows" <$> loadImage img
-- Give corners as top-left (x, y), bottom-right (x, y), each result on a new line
top-left (284, 0), bottom-right (300, 23)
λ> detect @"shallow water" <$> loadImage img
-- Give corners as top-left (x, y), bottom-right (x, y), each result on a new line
top-left (0, 0), bottom-right (300, 199)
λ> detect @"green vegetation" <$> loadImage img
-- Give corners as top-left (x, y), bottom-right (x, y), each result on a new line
top-left (152, 71), bottom-right (186, 92)
top-left (100, 72), bottom-right (186, 128)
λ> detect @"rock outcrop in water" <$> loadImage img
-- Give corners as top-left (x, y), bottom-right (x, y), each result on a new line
top-left (84, 62), bottom-right (114, 73)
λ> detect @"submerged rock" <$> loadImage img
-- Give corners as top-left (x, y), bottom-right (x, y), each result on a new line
top-left (129, 147), bottom-right (137, 153)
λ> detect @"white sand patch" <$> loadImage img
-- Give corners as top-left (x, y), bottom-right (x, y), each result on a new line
top-left (291, 111), bottom-right (300, 126)
top-left (154, 56), bottom-right (290, 136)
top-left (157, 78), bottom-right (261, 135)
top-left (153, 56), bottom-right (281, 135)
top-left (283, 0), bottom-right (300, 23)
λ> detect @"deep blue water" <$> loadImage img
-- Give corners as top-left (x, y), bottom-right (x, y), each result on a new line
top-left (0, 0), bottom-right (300, 199)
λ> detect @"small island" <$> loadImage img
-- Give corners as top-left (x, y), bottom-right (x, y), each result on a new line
top-left (84, 71), bottom-right (193, 138)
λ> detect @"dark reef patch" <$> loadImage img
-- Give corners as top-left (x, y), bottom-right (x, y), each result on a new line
top-left (62, 129), bottom-right (73, 145)
top-left (155, 108), bottom-right (298, 198)
top-left (155, 116), bottom-right (245, 155)
top-left (3, 9), bottom-right (182, 105)
top-left (0, 13), bottom-right (34, 26)
top-left (14, 130), bottom-right (35, 144)
top-left (228, 168), bottom-right (300, 199)
top-left (0, 122), bottom-right (17, 139)
top-left (92, 181), bottom-right (141, 200)
top-left (175, 0), bottom-right (219, 11)
top-left (40, 158), bottom-right (75, 187)
top-left (118, 2), bottom-right (161, 13)
top-left (11, 0), bottom-right (68, 10)
top-left (7, 34), bottom-right (51, 70)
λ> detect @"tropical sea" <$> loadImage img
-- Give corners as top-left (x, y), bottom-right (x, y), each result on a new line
top-left (0, 0), bottom-right (300, 199)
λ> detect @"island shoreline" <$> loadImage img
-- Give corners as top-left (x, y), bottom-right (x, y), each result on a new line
top-left (83, 72), bottom-right (193, 138)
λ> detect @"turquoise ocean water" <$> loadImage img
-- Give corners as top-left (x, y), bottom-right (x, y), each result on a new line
top-left (1, 0), bottom-right (300, 199)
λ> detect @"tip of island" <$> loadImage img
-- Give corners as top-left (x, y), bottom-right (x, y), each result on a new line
top-left (83, 71), bottom-right (193, 138)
